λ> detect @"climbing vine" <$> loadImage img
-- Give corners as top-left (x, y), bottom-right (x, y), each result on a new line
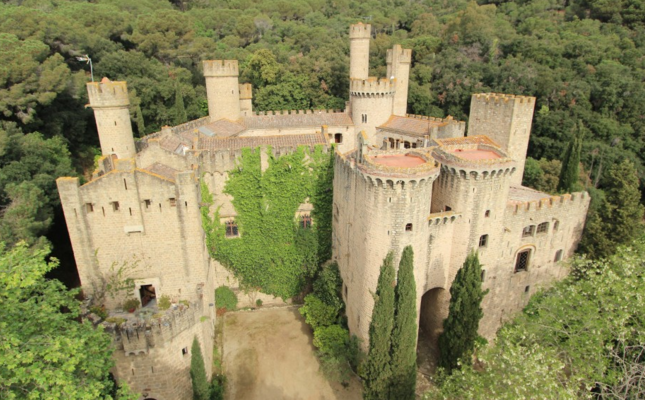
top-left (201, 145), bottom-right (334, 299)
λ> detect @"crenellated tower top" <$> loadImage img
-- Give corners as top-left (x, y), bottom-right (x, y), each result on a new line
top-left (203, 60), bottom-right (239, 77)
top-left (87, 78), bottom-right (130, 108)
top-left (349, 23), bottom-right (372, 39)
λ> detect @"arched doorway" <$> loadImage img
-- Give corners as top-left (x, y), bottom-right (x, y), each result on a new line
top-left (417, 287), bottom-right (449, 376)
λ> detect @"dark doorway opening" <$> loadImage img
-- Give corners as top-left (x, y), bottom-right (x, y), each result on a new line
top-left (417, 287), bottom-right (449, 377)
top-left (139, 284), bottom-right (156, 308)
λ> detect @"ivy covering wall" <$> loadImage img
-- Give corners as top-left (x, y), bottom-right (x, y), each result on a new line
top-left (201, 145), bottom-right (334, 299)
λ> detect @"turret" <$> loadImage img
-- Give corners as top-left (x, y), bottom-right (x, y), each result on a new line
top-left (467, 93), bottom-right (536, 186)
top-left (203, 60), bottom-right (241, 122)
top-left (349, 23), bottom-right (371, 80)
top-left (350, 78), bottom-right (395, 139)
top-left (87, 78), bottom-right (136, 159)
top-left (387, 45), bottom-right (412, 116)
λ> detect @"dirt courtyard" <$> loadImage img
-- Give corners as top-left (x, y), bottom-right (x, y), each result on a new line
top-left (222, 307), bottom-right (362, 400)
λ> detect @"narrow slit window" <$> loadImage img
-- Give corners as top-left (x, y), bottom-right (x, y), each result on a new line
top-left (481, 270), bottom-right (486, 282)
top-left (525, 285), bottom-right (530, 293)
top-left (129, 207), bottom-right (132, 216)
top-left (86, 203), bottom-right (94, 213)
top-left (123, 179), bottom-right (128, 190)
top-left (553, 220), bottom-right (560, 231)
top-left (485, 210), bottom-right (490, 217)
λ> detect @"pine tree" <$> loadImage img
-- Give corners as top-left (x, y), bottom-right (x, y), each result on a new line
top-left (557, 121), bottom-right (585, 193)
top-left (580, 159), bottom-right (644, 258)
top-left (190, 336), bottom-right (209, 400)
top-left (389, 246), bottom-right (417, 400)
top-left (438, 252), bottom-right (488, 374)
top-left (363, 252), bottom-right (396, 400)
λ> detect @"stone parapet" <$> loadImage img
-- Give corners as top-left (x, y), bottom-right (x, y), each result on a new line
top-left (349, 23), bottom-right (371, 39)
top-left (203, 60), bottom-right (239, 77)
top-left (87, 80), bottom-right (130, 108)
top-left (472, 92), bottom-right (535, 105)
top-left (387, 45), bottom-right (412, 65)
top-left (507, 191), bottom-right (589, 214)
top-left (350, 78), bottom-right (396, 97)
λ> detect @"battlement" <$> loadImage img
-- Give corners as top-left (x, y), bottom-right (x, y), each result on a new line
top-left (87, 78), bottom-right (130, 108)
top-left (253, 109), bottom-right (341, 116)
top-left (508, 191), bottom-right (589, 214)
top-left (406, 114), bottom-right (464, 126)
top-left (203, 60), bottom-right (239, 77)
top-left (472, 93), bottom-right (535, 105)
top-left (427, 211), bottom-right (461, 226)
top-left (349, 23), bottom-right (371, 39)
top-left (239, 83), bottom-right (253, 100)
top-left (387, 45), bottom-right (412, 64)
top-left (350, 78), bottom-right (396, 96)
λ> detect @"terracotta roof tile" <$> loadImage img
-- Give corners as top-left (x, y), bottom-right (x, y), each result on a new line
top-left (243, 112), bottom-right (352, 129)
top-left (198, 133), bottom-right (328, 151)
top-left (379, 115), bottom-right (446, 136)
top-left (142, 162), bottom-right (179, 182)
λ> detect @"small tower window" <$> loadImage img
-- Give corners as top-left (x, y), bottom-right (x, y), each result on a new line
top-left (144, 199), bottom-right (151, 209)
top-left (522, 225), bottom-right (535, 238)
top-left (123, 179), bottom-right (128, 190)
top-left (480, 270), bottom-right (486, 282)
top-left (554, 249), bottom-right (563, 262)
top-left (169, 198), bottom-right (177, 207)
top-left (485, 210), bottom-right (490, 218)
top-left (334, 133), bottom-right (343, 144)
top-left (444, 206), bottom-right (452, 212)
top-left (515, 249), bottom-right (531, 272)
top-left (479, 234), bottom-right (488, 247)
top-left (300, 214), bottom-right (312, 229)
top-left (86, 203), bottom-right (94, 213)
top-left (405, 223), bottom-right (413, 232)
top-left (553, 220), bottom-right (560, 231)
top-left (111, 201), bottom-right (120, 212)
top-left (182, 347), bottom-right (188, 356)
top-left (525, 285), bottom-right (530, 293)
top-left (225, 220), bottom-right (239, 238)
top-left (536, 222), bottom-right (549, 234)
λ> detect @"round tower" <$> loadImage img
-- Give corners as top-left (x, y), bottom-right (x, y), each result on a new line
top-left (333, 146), bottom-right (440, 347)
top-left (350, 78), bottom-right (395, 139)
top-left (203, 60), bottom-right (241, 122)
top-left (86, 78), bottom-right (136, 159)
top-left (349, 23), bottom-right (371, 80)
top-left (430, 137), bottom-right (517, 274)
top-left (387, 45), bottom-right (412, 116)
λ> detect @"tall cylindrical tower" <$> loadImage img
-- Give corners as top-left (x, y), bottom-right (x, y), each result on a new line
top-left (333, 147), bottom-right (440, 347)
top-left (87, 78), bottom-right (136, 159)
top-left (203, 60), bottom-right (240, 122)
top-left (387, 45), bottom-right (412, 116)
top-left (349, 23), bottom-right (371, 80)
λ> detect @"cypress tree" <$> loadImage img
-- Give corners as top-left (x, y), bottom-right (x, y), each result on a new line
top-left (557, 121), bottom-right (585, 193)
top-left (438, 252), bottom-right (488, 374)
top-left (190, 336), bottom-right (209, 400)
top-left (363, 252), bottom-right (396, 400)
top-left (389, 246), bottom-right (417, 400)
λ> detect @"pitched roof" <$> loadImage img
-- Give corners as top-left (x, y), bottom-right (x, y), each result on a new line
top-left (142, 162), bottom-right (179, 182)
top-left (508, 185), bottom-right (551, 202)
top-left (379, 115), bottom-right (446, 136)
top-left (198, 119), bottom-right (246, 137)
top-left (198, 133), bottom-right (328, 151)
top-left (243, 112), bottom-right (352, 129)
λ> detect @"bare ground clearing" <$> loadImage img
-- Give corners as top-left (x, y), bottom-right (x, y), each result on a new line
top-left (222, 307), bottom-right (363, 400)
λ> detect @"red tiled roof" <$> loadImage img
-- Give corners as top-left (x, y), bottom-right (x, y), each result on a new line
top-left (243, 112), bottom-right (352, 129)
top-left (198, 133), bottom-right (328, 151)
top-left (379, 116), bottom-right (446, 136)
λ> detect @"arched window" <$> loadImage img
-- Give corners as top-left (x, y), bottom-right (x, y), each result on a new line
top-left (515, 249), bottom-right (531, 272)
top-left (553, 220), bottom-right (560, 231)
top-left (225, 220), bottom-right (239, 237)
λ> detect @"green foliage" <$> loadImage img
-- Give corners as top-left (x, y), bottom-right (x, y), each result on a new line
top-left (312, 262), bottom-right (343, 312)
top-left (201, 146), bottom-right (334, 299)
top-left (363, 252), bottom-right (396, 400)
top-left (105, 317), bottom-right (126, 326)
top-left (522, 157), bottom-right (561, 194)
top-left (208, 375), bottom-right (225, 400)
top-left (557, 121), bottom-right (585, 193)
top-left (299, 294), bottom-right (338, 329)
top-left (190, 337), bottom-right (209, 400)
top-left (122, 298), bottom-right (140, 312)
top-left (90, 304), bottom-right (108, 319)
top-left (214, 286), bottom-right (237, 312)
top-left (0, 242), bottom-right (136, 399)
top-left (428, 239), bottom-right (645, 398)
top-left (158, 295), bottom-right (171, 310)
top-left (389, 246), bottom-right (417, 400)
top-left (313, 324), bottom-right (348, 356)
top-left (438, 252), bottom-right (488, 374)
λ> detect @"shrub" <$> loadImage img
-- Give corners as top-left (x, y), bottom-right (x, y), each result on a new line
top-left (299, 294), bottom-right (338, 329)
top-left (313, 262), bottom-right (343, 311)
top-left (313, 325), bottom-right (348, 356)
top-left (209, 374), bottom-right (226, 400)
top-left (255, 299), bottom-right (263, 307)
top-left (215, 286), bottom-right (238, 312)
top-left (89, 305), bottom-right (108, 319)
top-left (122, 298), bottom-right (140, 312)
top-left (158, 295), bottom-right (171, 310)
top-left (105, 317), bottom-right (126, 326)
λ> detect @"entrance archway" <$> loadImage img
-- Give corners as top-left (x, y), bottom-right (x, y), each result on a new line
top-left (417, 287), bottom-right (449, 376)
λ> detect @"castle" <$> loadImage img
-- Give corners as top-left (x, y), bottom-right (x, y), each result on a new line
top-left (56, 23), bottom-right (589, 400)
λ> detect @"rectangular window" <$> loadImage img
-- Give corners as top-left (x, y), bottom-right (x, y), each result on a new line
top-left (554, 249), bottom-right (563, 262)
top-left (480, 270), bottom-right (486, 282)
top-left (169, 198), bottom-right (177, 207)
top-left (522, 225), bottom-right (535, 238)
top-left (479, 234), bottom-right (488, 247)
top-left (144, 199), bottom-right (151, 209)
top-left (111, 201), bottom-right (120, 212)
top-left (86, 203), bottom-right (94, 213)
top-left (334, 133), bottom-right (343, 144)
top-left (537, 222), bottom-right (549, 234)
top-left (484, 210), bottom-right (490, 218)
top-left (515, 250), bottom-right (530, 272)
top-left (225, 220), bottom-right (239, 238)
top-left (300, 214), bottom-right (312, 229)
